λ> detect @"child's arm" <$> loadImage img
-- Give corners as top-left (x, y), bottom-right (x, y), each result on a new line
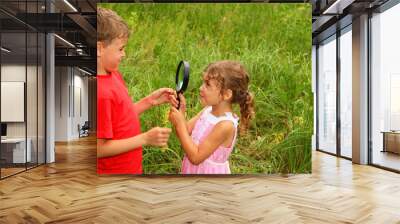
top-left (175, 94), bottom-right (205, 134)
top-left (97, 127), bottom-right (171, 158)
top-left (135, 88), bottom-right (177, 115)
top-left (169, 107), bottom-right (235, 165)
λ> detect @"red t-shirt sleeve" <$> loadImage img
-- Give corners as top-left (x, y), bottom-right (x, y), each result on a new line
top-left (97, 98), bottom-right (114, 139)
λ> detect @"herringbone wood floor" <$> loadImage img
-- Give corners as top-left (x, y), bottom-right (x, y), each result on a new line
top-left (1, 136), bottom-right (399, 223)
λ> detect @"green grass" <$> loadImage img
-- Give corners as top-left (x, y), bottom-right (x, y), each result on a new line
top-left (99, 3), bottom-right (312, 174)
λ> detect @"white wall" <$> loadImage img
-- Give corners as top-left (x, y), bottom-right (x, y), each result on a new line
top-left (73, 72), bottom-right (89, 138)
top-left (54, 67), bottom-right (89, 141)
top-left (55, 66), bottom-right (69, 141)
top-left (1, 64), bottom-right (45, 164)
top-left (1, 65), bottom-right (29, 137)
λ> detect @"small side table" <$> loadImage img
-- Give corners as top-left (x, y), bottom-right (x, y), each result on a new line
top-left (381, 131), bottom-right (400, 154)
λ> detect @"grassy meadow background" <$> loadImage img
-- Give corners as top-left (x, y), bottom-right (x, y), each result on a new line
top-left (99, 3), bottom-right (312, 174)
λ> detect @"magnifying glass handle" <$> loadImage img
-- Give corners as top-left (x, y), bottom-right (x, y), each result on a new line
top-left (176, 92), bottom-right (180, 110)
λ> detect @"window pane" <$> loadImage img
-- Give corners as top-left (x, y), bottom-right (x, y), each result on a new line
top-left (1, 30), bottom-right (27, 177)
top-left (340, 28), bottom-right (352, 158)
top-left (371, 3), bottom-right (400, 171)
top-left (318, 35), bottom-right (337, 154)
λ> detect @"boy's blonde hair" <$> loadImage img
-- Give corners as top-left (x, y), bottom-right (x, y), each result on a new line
top-left (97, 7), bottom-right (130, 45)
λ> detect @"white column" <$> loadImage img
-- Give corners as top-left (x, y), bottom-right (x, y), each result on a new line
top-left (46, 1), bottom-right (55, 163)
top-left (352, 14), bottom-right (369, 164)
top-left (46, 33), bottom-right (55, 163)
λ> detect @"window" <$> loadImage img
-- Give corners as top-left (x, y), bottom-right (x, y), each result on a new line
top-left (0, 1), bottom-right (46, 179)
top-left (317, 35), bottom-right (337, 154)
top-left (339, 26), bottom-right (352, 158)
top-left (370, 2), bottom-right (400, 171)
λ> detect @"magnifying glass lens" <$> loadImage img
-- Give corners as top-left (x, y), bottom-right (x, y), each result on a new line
top-left (175, 60), bottom-right (189, 109)
top-left (177, 81), bottom-right (183, 91)
top-left (177, 66), bottom-right (185, 92)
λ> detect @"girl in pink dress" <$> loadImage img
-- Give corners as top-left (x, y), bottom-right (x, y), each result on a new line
top-left (169, 60), bottom-right (255, 174)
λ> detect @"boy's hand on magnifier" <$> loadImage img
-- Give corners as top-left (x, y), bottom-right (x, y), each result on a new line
top-left (143, 127), bottom-right (171, 147)
top-left (148, 88), bottom-right (178, 107)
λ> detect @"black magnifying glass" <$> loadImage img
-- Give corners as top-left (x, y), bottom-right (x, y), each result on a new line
top-left (175, 60), bottom-right (190, 109)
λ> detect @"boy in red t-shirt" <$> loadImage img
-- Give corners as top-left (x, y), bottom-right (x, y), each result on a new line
top-left (96, 8), bottom-right (178, 174)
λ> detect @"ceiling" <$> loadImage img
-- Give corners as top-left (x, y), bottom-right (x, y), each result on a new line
top-left (0, 0), bottom-right (98, 74)
top-left (312, 0), bottom-right (391, 43)
top-left (6, 0), bottom-right (394, 70)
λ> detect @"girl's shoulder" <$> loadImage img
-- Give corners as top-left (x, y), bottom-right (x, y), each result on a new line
top-left (217, 112), bottom-right (239, 128)
top-left (203, 108), bottom-right (239, 128)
